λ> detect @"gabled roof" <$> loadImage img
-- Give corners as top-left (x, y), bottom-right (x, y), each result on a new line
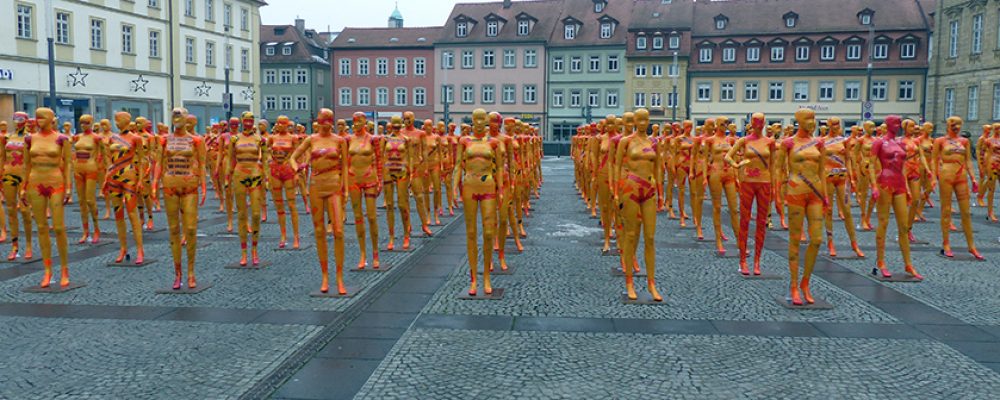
top-left (548, 0), bottom-right (632, 47)
top-left (438, 0), bottom-right (563, 44)
top-left (260, 24), bottom-right (329, 65)
top-left (484, 12), bottom-right (508, 23)
top-left (692, 0), bottom-right (933, 37)
top-left (331, 26), bottom-right (443, 49)
top-left (628, 0), bottom-right (694, 30)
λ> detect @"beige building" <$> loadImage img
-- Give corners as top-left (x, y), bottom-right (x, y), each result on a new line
top-left (624, 0), bottom-right (692, 124)
top-left (928, 0), bottom-right (1000, 127)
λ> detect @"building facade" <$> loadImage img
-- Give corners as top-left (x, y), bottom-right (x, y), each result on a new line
top-left (260, 19), bottom-right (331, 127)
top-left (624, 0), bottom-right (693, 125)
top-left (688, 0), bottom-right (933, 129)
top-left (1, 0), bottom-right (263, 131)
top-left (928, 0), bottom-right (1000, 126)
top-left (546, 0), bottom-right (630, 143)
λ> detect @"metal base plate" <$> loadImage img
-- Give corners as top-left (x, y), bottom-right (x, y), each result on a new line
top-left (224, 261), bottom-right (272, 270)
top-left (479, 265), bottom-right (515, 275)
top-left (22, 282), bottom-right (87, 293)
top-left (620, 293), bottom-right (667, 305)
top-left (155, 283), bottom-right (213, 294)
top-left (740, 273), bottom-right (783, 280)
top-left (107, 258), bottom-right (158, 267)
top-left (309, 286), bottom-right (359, 298)
top-left (872, 272), bottom-right (924, 283)
top-left (457, 288), bottom-right (504, 300)
top-left (351, 264), bottom-right (394, 272)
top-left (610, 267), bottom-right (646, 277)
top-left (774, 295), bottom-right (834, 310)
top-left (275, 243), bottom-right (313, 251)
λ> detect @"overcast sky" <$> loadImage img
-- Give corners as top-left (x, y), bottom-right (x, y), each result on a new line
top-left (261, 0), bottom-right (493, 31)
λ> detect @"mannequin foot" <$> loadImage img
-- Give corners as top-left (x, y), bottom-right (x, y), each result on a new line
top-left (515, 238), bottom-right (524, 253)
top-left (386, 239), bottom-right (394, 251)
top-left (115, 248), bottom-right (127, 263)
top-left (904, 265), bottom-right (924, 280)
top-left (872, 262), bottom-right (892, 278)
top-left (977, 197), bottom-right (986, 207)
top-left (739, 260), bottom-right (749, 276)
top-left (949, 223), bottom-right (958, 232)
top-left (717, 247), bottom-right (726, 257)
top-left (679, 218), bottom-right (687, 228)
top-left (188, 275), bottom-right (197, 289)
top-left (226, 222), bottom-right (233, 232)
top-left (293, 236), bottom-right (300, 249)
top-left (780, 219), bottom-right (788, 230)
top-left (40, 270), bottom-right (52, 288)
top-left (422, 225), bottom-right (433, 237)
top-left (800, 282), bottom-right (814, 304)
top-left (102, 210), bottom-right (110, 220)
top-left (135, 249), bottom-right (144, 265)
top-left (23, 248), bottom-right (33, 260)
top-left (173, 275), bottom-right (182, 290)
top-left (668, 209), bottom-right (677, 219)
top-left (0, 230), bottom-right (7, 242)
top-left (337, 279), bottom-right (347, 295)
top-left (356, 259), bottom-right (368, 270)
top-left (752, 261), bottom-right (761, 276)
top-left (721, 233), bottom-right (729, 242)
top-left (78, 232), bottom-right (89, 244)
top-left (6, 247), bottom-right (17, 261)
top-left (633, 260), bottom-right (641, 274)
top-left (434, 216), bottom-right (441, 226)
top-left (941, 246), bottom-right (954, 258)
top-left (239, 251), bottom-right (248, 266)
top-left (278, 239), bottom-right (287, 249)
top-left (970, 249), bottom-right (985, 260)
top-left (468, 279), bottom-right (477, 296)
top-left (59, 270), bottom-right (70, 288)
top-left (320, 274), bottom-right (329, 293)
top-left (499, 258), bottom-right (509, 272)
top-left (789, 287), bottom-right (803, 306)
top-left (852, 242), bottom-right (865, 258)
top-left (625, 276), bottom-right (637, 300)
top-left (372, 254), bottom-right (380, 269)
top-left (449, 208), bottom-right (455, 217)
top-left (402, 236), bottom-right (410, 250)
top-left (91, 230), bottom-right (100, 244)
top-left (696, 228), bottom-right (703, 240)
top-left (146, 219), bottom-right (154, 231)
top-left (519, 226), bottom-right (527, 238)
top-left (907, 231), bottom-right (916, 242)
top-left (252, 249), bottom-right (260, 266)
top-left (647, 280), bottom-right (662, 302)
top-left (828, 239), bottom-right (837, 257)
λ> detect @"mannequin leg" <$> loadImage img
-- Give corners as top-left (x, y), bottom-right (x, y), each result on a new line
top-left (599, 179), bottom-right (613, 253)
top-left (272, 179), bottom-right (288, 248)
top-left (250, 186), bottom-right (262, 265)
top-left (836, 183), bottom-right (863, 257)
top-left (411, 175), bottom-right (431, 236)
top-left (691, 176), bottom-right (705, 239)
top-left (664, 168), bottom-right (675, 216)
top-left (462, 191), bottom-right (480, 295)
top-left (384, 179), bottom-right (397, 250)
top-left (224, 181), bottom-right (234, 232)
top-left (110, 191), bottom-right (130, 262)
top-left (235, 184), bottom-right (250, 265)
top-left (28, 192), bottom-right (58, 287)
top-left (285, 183), bottom-right (300, 248)
top-left (737, 182), bottom-right (754, 273)
top-left (181, 192), bottom-right (199, 287)
top-left (786, 202), bottom-right (806, 305)
top-left (74, 174), bottom-right (91, 243)
top-left (954, 182), bottom-right (982, 257)
top-left (349, 188), bottom-right (367, 268)
top-left (708, 175), bottom-right (724, 253)
top-left (723, 180), bottom-right (740, 242)
top-left (640, 196), bottom-right (661, 301)
top-left (481, 196), bottom-right (497, 294)
top-left (907, 179), bottom-right (923, 237)
top-left (874, 186), bottom-right (892, 275)
top-left (165, 193), bottom-right (182, 289)
top-left (824, 181), bottom-right (837, 256)
top-left (752, 184), bottom-right (770, 274)
top-left (364, 192), bottom-right (380, 268)
top-left (891, 193), bottom-right (918, 277)
top-left (859, 173), bottom-right (874, 230)
top-left (431, 169), bottom-right (443, 224)
top-left (49, 190), bottom-right (69, 286)
top-left (125, 193), bottom-right (144, 263)
top-left (800, 201), bottom-right (824, 304)
top-left (985, 173), bottom-right (998, 221)
top-left (940, 182), bottom-right (955, 255)
top-left (620, 194), bottom-right (640, 300)
top-left (310, 193), bottom-right (330, 293)
top-left (397, 178), bottom-right (411, 249)
top-left (676, 173), bottom-right (688, 226)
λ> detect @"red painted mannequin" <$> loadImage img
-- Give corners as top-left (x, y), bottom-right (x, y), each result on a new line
top-left (725, 113), bottom-right (775, 275)
top-left (869, 115), bottom-right (921, 279)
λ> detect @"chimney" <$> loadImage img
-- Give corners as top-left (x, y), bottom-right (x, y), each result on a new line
top-left (503, 0), bottom-right (512, 9)
top-left (295, 18), bottom-right (305, 33)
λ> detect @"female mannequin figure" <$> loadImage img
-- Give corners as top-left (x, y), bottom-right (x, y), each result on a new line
top-left (901, 119), bottom-right (932, 239)
top-left (917, 122), bottom-right (937, 216)
top-left (381, 115), bottom-right (415, 251)
top-left (206, 122), bottom-right (225, 210)
top-left (977, 125), bottom-right (991, 207)
top-left (348, 112), bottom-right (383, 269)
top-left (846, 125), bottom-right (863, 208)
top-left (660, 122), bottom-right (678, 218)
top-left (822, 117), bottom-right (864, 258)
top-left (932, 116), bottom-right (984, 260)
top-left (296, 123), bottom-right (311, 212)
top-left (267, 116), bottom-right (302, 249)
top-left (613, 108), bottom-right (662, 301)
top-left (983, 123), bottom-right (1000, 222)
top-left (688, 119), bottom-right (714, 240)
top-left (135, 117), bottom-right (156, 231)
top-left (217, 118), bottom-right (239, 231)
top-left (494, 114), bottom-right (523, 269)
top-left (226, 112), bottom-right (267, 266)
top-left (672, 121), bottom-right (694, 227)
top-left (725, 113), bottom-right (775, 275)
top-left (438, 121), bottom-right (457, 216)
top-left (153, 108), bottom-right (206, 290)
top-left (399, 113), bottom-right (431, 235)
top-left (868, 115), bottom-right (921, 279)
top-left (289, 109), bottom-right (348, 294)
top-left (72, 115), bottom-right (101, 244)
top-left (855, 121), bottom-right (877, 230)
top-left (594, 116), bottom-right (616, 254)
top-left (102, 112), bottom-right (146, 264)
top-left (702, 116), bottom-right (739, 255)
top-left (2, 112), bottom-right (33, 260)
top-left (24, 108), bottom-right (73, 287)
top-left (453, 108), bottom-right (502, 295)
top-left (770, 124), bottom-right (789, 229)
top-left (422, 120), bottom-right (443, 225)
top-left (781, 108), bottom-right (828, 305)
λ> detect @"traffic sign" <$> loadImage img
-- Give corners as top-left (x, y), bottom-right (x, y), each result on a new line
top-left (862, 101), bottom-right (874, 120)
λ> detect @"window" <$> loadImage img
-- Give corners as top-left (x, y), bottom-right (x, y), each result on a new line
top-left (149, 30), bottom-right (160, 57)
top-left (699, 47), bottom-right (713, 63)
top-left (697, 83), bottom-right (711, 102)
top-left (502, 85), bottom-right (515, 104)
top-left (518, 20), bottom-right (530, 36)
top-left (873, 43), bottom-right (888, 60)
top-left (666, 93), bottom-right (677, 108)
top-left (358, 58), bottom-right (369, 75)
top-left (414, 58), bottom-right (426, 75)
top-left (637, 36), bottom-right (647, 50)
top-left (669, 35), bottom-right (679, 49)
top-left (265, 46), bottom-right (274, 56)
top-left (119, 24), bottom-right (134, 54)
top-left (770, 46), bottom-right (784, 62)
top-left (795, 46), bottom-right (809, 61)
top-left (768, 82), bottom-right (784, 101)
top-left (503, 49), bottom-right (516, 67)
top-left (461, 51), bottom-right (473, 68)
top-left (357, 88), bottom-right (370, 106)
top-left (482, 85), bottom-right (495, 103)
top-left (456, 22), bottom-right (468, 37)
top-left (223, 3), bottom-right (231, 27)
top-left (588, 90), bottom-right (599, 107)
top-left (184, 37), bottom-right (195, 63)
top-left (651, 64), bottom-right (663, 77)
top-left (525, 85), bottom-right (537, 104)
top-left (744, 81), bottom-right (759, 101)
top-left (296, 96), bottom-right (307, 110)
top-left (900, 42), bottom-right (916, 59)
top-left (317, 73), bottom-right (324, 85)
top-left (570, 56), bottom-right (582, 72)
top-left (633, 92), bottom-right (645, 107)
top-left (461, 85), bottom-right (474, 104)
top-left (571, 90), bottom-right (582, 107)
top-left (483, 50), bottom-right (495, 68)
top-left (442, 85), bottom-right (454, 104)
top-left (205, 0), bottom-right (214, 21)
top-left (722, 47), bottom-right (735, 62)
top-left (552, 57), bottom-right (564, 72)
top-left (376, 88), bottom-right (389, 106)
top-left (949, 21), bottom-right (959, 58)
top-left (414, 88), bottom-right (426, 106)
top-left (716, 19), bottom-right (726, 30)
top-left (847, 44), bottom-right (861, 60)
top-left (607, 55), bottom-right (619, 72)
top-left (898, 80), bottom-right (915, 101)
top-left (746, 47), bottom-right (760, 62)
top-left (972, 14), bottom-right (983, 54)
top-left (395, 57), bottom-right (407, 75)
top-left (860, 13), bottom-right (871, 26)
top-left (552, 90), bottom-right (564, 107)
top-left (204, 41), bottom-right (214, 65)
top-left (968, 86), bottom-right (979, 120)
top-left (668, 64), bottom-right (679, 77)
top-left (241, 48), bottom-right (248, 71)
top-left (720, 82), bottom-right (735, 102)
top-left (845, 81), bottom-right (861, 101)
top-left (279, 69), bottom-right (292, 84)
top-left (945, 88), bottom-right (955, 116)
top-left (600, 23), bottom-right (612, 39)
top-left (282, 46), bottom-right (291, 56)
top-left (606, 90), bottom-right (618, 107)
top-left (338, 58), bottom-right (351, 76)
top-left (340, 88), bottom-right (351, 106)
top-left (589, 56), bottom-right (600, 72)
top-left (650, 93), bottom-right (662, 108)
top-left (594, 1), bottom-right (604, 12)
top-left (524, 49), bottom-right (537, 67)
top-left (871, 80), bottom-right (888, 101)
top-left (376, 58), bottom-right (388, 75)
top-left (653, 36), bottom-right (663, 49)
top-left (91, 19), bottom-right (105, 49)
top-left (240, 8), bottom-right (248, 31)
top-left (264, 96), bottom-right (276, 111)
top-left (395, 88), bottom-right (407, 106)
top-left (280, 96), bottom-right (292, 110)
top-left (564, 24), bottom-right (576, 40)
top-left (225, 44), bottom-right (233, 68)
top-left (793, 81), bottom-right (809, 101)
top-left (994, 84), bottom-right (1000, 120)
top-left (55, 12), bottom-right (70, 44)
top-left (149, 0), bottom-right (159, 7)
top-left (264, 70), bottom-right (276, 84)
top-left (786, 16), bottom-right (796, 28)
top-left (441, 51), bottom-right (454, 69)
top-left (819, 81), bottom-right (835, 101)
top-left (634, 64), bottom-right (647, 77)
top-left (184, 0), bottom-right (194, 16)
top-left (486, 21), bottom-right (498, 37)
top-left (296, 69), bottom-right (307, 84)
top-left (820, 45), bottom-right (835, 60)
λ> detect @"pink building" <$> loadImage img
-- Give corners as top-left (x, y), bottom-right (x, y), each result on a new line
top-left (330, 26), bottom-right (442, 124)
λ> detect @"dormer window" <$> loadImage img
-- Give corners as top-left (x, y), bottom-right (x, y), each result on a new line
top-left (565, 24), bottom-right (576, 40)
top-left (861, 14), bottom-right (870, 25)
top-left (652, 35), bottom-right (663, 49)
top-left (266, 46), bottom-right (275, 56)
top-left (858, 8), bottom-right (874, 25)
top-left (487, 21), bottom-right (498, 37)
top-left (562, 17), bottom-right (582, 40)
top-left (714, 14), bottom-right (728, 30)
top-left (783, 12), bottom-right (798, 28)
top-left (457, 22), bottom-right (468, 37)
top-left (518, 20), bottom-right (529, 36)
top-left (669, 35), bottom-right (680, 49)
top-left (597, 15), bottom-right (617, 40)
top-left (282, 46), bottom-right (292, 55)
top-left (636, 36), bottom-right (647, 50)
top-left (600, 23), bottom-right (611, 39)
top-left (594, 0), bottom-right (605, 13)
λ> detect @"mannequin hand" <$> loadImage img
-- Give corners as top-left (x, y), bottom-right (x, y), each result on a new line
top-left (63, 192), bottom-right (71, 205)
top-left (972, 180), bottom-right (980, 193)
top-left (736, 160), bottom-right (750, 168)
top-left (200, 191), bottom-right (206, 206)
top-left (19, 190), bottom-right (27, 207)
top-left (871, 187), bottom-right (880, 201)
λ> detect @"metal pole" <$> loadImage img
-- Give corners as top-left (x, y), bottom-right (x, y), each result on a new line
top-left (225, 26), bottom-right (232, 121)
top-left (45, 0), bottom-right (56, 108)
top-left (671, 50), bottom-right (678, 122)
top-left (864, 22), bottom-right (874, 121)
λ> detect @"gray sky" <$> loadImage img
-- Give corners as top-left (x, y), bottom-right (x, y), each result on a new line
top-left (261, 0), bottom-right (492, 31)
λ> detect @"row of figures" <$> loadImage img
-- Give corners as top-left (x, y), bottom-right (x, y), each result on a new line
top-left (573, 107), bottom-right (986, 306)
top-left (0, 107), bottom-right (542, 297)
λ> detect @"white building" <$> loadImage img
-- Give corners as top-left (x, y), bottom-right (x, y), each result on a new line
top-left (0, 0), bottom-right (264, 131)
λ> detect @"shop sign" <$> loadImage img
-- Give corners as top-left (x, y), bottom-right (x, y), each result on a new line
top-left (0, 69), bottom-right (13, 80)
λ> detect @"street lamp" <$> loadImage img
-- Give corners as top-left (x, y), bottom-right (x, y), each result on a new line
top-left (44, 0), bottom-right (56, 110)
top-left (224, 25), bottom-right (233, 121)
top-left (862, 19), bottom-right (875, 122)
top-left (669, 31), bottom-right (680, 122)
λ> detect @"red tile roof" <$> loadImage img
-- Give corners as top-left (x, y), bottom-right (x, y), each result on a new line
top-left (331, 27), bottom-right (443, 49)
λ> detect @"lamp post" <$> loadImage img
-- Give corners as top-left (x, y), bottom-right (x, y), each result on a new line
top-left (863, 20), bottom-right (875, 122)
top-left (224, 25), bottom-right (233, 121)
top-left (670, 49), bottom-right (679, 122)
top-left (44, 0), bottom-right (56, 110)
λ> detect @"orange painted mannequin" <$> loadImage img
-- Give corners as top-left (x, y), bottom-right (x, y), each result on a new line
top-left (976, 125), bottom-right (991, 207)
top-left (612, 108), bottom-right (662, 301)
top-left (206, 122), bottom-right (225, 210)
top-left (505, 118), bottom-right (527, 245)
top-left (651, 124), bottom-right (665, 212)
top-left (702, 116), bottom-right (739, 255)
top-left (217, 118), bottom-right (239, 232)
top-left (845, 125), bottom-right (862, 206)
top-left (453, 109), bottom-right (502, 295)
top-left (2, 112), bottom-right (34, 260)
top-left (822, 117), bottom-right (864, 258)
top-left (444, 121), bottom-right (461, 212)
top-left (257, 119), bottom-right (271, 224)
top-left (725, 112), bottom-right (775, 275)
top-left (225, 112), bottom-right (267, 266)
top-left (513, 120), bottom-right (533, 234)
top-left (152, 122), bottom-right (169, 211)
top-left (135, 117), bottom-right (156, 231)
top-left (917, 122), bottom-right (937, 216)
top-left (153, 108), bottom-right (207, 290)
top-left (421, 120), bottom-right (443, 225)
top-left (348, 112), bottom-right (383, 269)
top-left (267, 116), bottom-right (302, 249)
top-left (781, 108), bottom-right (829, 305)
top-left (381, 116), bottom-right (415, 251)
top-left (769, 124), bottom-right (789, 229)
top-left (593, 116), bottom-right (616, 254)
top-left (901, 119), bottom-right (933, 240)
top-left (289, 109), bottom-right (348, 294)
top-left (437, 121), bottom-right (455, 216)
top-left (689, 119), bottom-right (714, 240)
top-left (71, 115), bottom-right (101, 244)
top-left (493, 114), bottom-right (523, 270)
top-left (96, 119), bottom-right (113, 219)
top-left (0, 122), bottom-right (7, 242)
top-left (983, 123), bottom-right (1000, 221)
top-left (854, 121), bottom-right (877, 230)
top-left (672, 121), bottom-right (694, 227)
top-left (399, 113), bottom-right (432, 236)
top-left (867, 115), bottom-right (921, 279)
top-left (295, 123), bottom-right (311, 212)
top-left (23, 108), bottom-right (73, 287)
top-left (101, 112), bottom-right (146, 264)
top-left (932, 116), bottom-right (984, 260)
top-left (659, 122), bottom-right (678, 218)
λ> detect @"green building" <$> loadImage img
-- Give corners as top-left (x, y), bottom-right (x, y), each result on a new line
top-left (259, 19), bottom-right (332, 128)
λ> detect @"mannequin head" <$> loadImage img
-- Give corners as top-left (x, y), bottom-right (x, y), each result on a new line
top-left (946, 116), bottom-right (962, 135)
top-left (902, 119), bottom-right (917, 137)
top-left (472, 108), bottom-right (487, 137)
top-left (749, 113), bottom-right (765, 137)
top-left (794, 108), bottom-right (816, 135)
top-left (390, 115), bottom-right (403, 134)
top-left (827, 117), bottom-right (842, 136)
top-left (448, 122), bottom-right (456, 135)
top-left (682, 120), bottom-right (693, 135)
top-left (437, 121), bottom-right (447, 135)
top-left (819, 125), bottom-right (828, 136)
top-left (79, 115), bottom-right (94, 132)
top-left (703, 118), bottom-right (716, 137)
top-left (634, 108), bottom-right (650, 135)
top-left (316, 109), bottom-right (334, 134)
top-left (35, 107), bottom-right (56, 132)
top-left (114, 111), bottom-right (132, 133)
top-left (715, 116), bottom-right (728, 135)
top-left (275, 116), bottom-right (290, 134)
top-left (423, 119), bottom-right (434, 135)
top-left (400, 112), bottom-right (414, 129)
top-left (503, 117), bottom-right (516, 135)
top-left (983, 124), bottom-right (992, 137)
top-left (258, 119), bottom-right (269, 134)
top-left (335, 119), bottom-right (347, 134)
top-left (461, 124), bottom-right (470, 136)
top-left (136, 117), bottom-right (150, 133)
top-left (488, 112), bottom-right (502, 135)
top-left (185, 114), bottom-right (198, 134)
top-left (622, 112), bottom-right (635, 135)
top-left (921, 122), bottom-right (933, 136)
top-left (884, 115), bottom-right (901, 138)
top-left (862, 120), bottom-right (875, 135)
top-left (352, 112), bottom-right (368, 133)
top-left (240, 111), bottom-right (255, 132)
top-left (993, 123), bottom-right (1000, 136)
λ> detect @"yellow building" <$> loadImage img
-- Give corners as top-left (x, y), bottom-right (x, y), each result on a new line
top-left (624, 0), bottom-right (693, 124)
